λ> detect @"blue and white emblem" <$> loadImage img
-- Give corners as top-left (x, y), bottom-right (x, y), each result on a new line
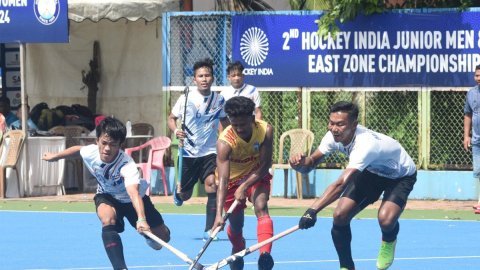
top-left (240, 27), bottom-right (269, 67)
top-left (34, 0), bottom-right (60, 25)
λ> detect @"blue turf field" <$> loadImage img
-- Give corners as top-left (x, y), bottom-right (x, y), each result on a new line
top-left (1, 211), bottom-right (479, 270)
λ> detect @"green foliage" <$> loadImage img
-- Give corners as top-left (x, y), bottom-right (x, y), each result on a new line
top-left (291, 0), bottom-right (480, 39)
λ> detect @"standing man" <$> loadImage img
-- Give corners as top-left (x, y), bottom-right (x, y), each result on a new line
top-left (214, 96), bottom-right (274, 270)
top-left (221, 61), bottom-right (262, 119)
top-left (464, 64), bottom-right (480, 214)
top-left (290, 101), bottom-right (416, 270)
top-left (43, 117), bottom-right (171, 270)
top-left (168, 58), bottom-right (229, 240)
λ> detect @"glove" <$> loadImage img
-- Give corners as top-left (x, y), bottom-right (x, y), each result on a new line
top-left (299, 208), bottom-right (317, 229)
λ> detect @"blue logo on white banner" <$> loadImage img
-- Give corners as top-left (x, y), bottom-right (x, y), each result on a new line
top-left (232, 11), bottom-right (480, 87)
top-left (0, 0), bottom-right (67, 43)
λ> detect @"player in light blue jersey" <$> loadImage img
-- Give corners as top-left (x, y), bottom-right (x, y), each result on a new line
top-left (220, 61), bottom-right (262, 120)
top-left (464, 64), bottom-right (480, 213)
top-left (43, 117), bottom-right (170, 270)
top-left (290, 101), bottom-right (417, 270)
top-left (168, 58), bottom-right (229, 241)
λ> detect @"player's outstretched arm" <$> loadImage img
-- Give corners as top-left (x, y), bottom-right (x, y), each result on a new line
top-left (42, 145), bottom-right (83, 162)
top-left (290, 149), bottom-right (324, 174)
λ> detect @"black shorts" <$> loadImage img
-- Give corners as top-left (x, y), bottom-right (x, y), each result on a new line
top-left (180, 153), bottom-right (216, 192)
top-left (342, 170), bottom-right (417, 209)
top-left (94, 193), bottom-right (164, 233)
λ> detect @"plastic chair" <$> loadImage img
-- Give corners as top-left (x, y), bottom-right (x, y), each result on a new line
top-left (271, 129), bottom-right (314, 199)
top-left (0, 130), bottom-right (26, 198)
top-left (48, 125), bottom-right (66, 136)
top-left (132, 123), bottom-right (154, 136)
top-left (130, 123), bottom-right (155, 162)
top-left (125, 136), bottom-right (171, 196)
top-left (66, 125), bottom-right (91, 191)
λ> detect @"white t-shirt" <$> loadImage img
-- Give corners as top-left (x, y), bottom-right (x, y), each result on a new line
top-left (220, 84), bottom-right (261, 108)
top-left (80, 144), bottom-right (148, 203)
top-left (172, 89), bottom-right (226, 157)
top-left (318, 125), bottom-right (416, 179)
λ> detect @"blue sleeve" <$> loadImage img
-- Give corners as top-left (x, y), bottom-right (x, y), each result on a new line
top-left (464, 91), bottom-right (472, 114)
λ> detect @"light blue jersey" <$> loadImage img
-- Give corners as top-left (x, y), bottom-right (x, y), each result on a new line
top-left (80, 144), bottom-right (148, 203)
top-left (220, 83), bottom-right (261, 108)
top-left (172, 89), bottom-right (226, 157)
top-left (464, 85), bottom-right (480, 145)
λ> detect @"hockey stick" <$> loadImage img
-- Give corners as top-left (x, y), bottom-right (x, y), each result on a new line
top-left (204, 225), bottom-right (299, 270)
top-left (188, 200), bottom-right (240, 270)
top-left (142, 231), bottom-right (204, 270)
top-left (174, 86), bottom-right (189, 205)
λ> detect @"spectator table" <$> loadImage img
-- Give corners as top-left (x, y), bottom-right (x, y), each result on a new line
top-left (5, 136), bottom-right (66, 197)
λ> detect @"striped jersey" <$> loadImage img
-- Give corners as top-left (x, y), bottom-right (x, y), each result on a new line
top-left (220, 84), bottom-right (261, 108)
top-left (218, 119), bottom-right (267, 183)
top-left (172, 89), bottom-right (226, 157)
top-left (80, 144), bottom-right (148, 203)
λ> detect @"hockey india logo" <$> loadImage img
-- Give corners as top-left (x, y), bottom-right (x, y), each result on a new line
top-left (240, 27), bottom-right (269, 67)
top-left (34, 0), bottom-right (60, 25)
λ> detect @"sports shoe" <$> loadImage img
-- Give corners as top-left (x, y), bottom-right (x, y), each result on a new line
top-left (145, 237), bottom-right (163, 250)
top-left (229, 238), bottom-right (246, 270)
top-left (340, 267), bottom-right (355, 270)
top-left (258, 252), bottom-right (274, 270)
top-left (173, 185), bottom-right (183, 206)
top-left (202, 229), bottom-right (219, 242)
top-left (229, 257), bottom-right (244, 270)
top-left (376, 240), bottom-right (397, 270)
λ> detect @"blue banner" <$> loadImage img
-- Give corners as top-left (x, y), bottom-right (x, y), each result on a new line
top-left (232, 11), bottom-right (480, 87)
top-left (0, 0), bottom-right (68, 43)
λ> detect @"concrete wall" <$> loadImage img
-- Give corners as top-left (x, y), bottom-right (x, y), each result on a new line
top-left (152, 167), bottom-right (479, 200)
top-left (270, 169), bottom-right (479, 200)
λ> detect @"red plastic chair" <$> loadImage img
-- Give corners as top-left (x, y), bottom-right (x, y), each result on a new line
top-left (125, 136), bottom-right (171, 196)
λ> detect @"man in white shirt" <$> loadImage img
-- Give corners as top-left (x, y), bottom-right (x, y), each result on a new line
top-left (221, 61), bottom-right (262, 119)
top-left (289, 101), bottom-right (416, 270)
top-left (168, 58), bottom-right (229, 241)
top-left (43, 117), bottom-right (170, 270)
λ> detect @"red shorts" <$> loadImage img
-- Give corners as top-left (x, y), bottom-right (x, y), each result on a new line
top-left (223, 173), bottom-right (272, 213)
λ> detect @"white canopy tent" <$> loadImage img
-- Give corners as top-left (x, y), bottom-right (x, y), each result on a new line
top-left (68, 0), bottom-right (178, 22)
top-left (8, 0), bottom-right (179, 197)
top-left (25, 0), bottom-right (179, 137)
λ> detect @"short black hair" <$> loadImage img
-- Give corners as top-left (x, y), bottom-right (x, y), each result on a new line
top-left (95, 116), bottom-right (126, 143)
top-left (193, 58), bottom-right (214, 76)
top-left (0, 96), bottom-right (11, 105)
top-left (330, 101), bottom-right (359, 122)
top-left (476, 64), bottom-right (480, 71)
top-left (224, 96), bottom-right (255, 118)
top-left (227, 61), bottom-right (244, 74)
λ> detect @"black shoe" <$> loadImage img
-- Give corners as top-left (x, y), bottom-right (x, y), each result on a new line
top-left (229, 238), bottom-right (246, 270)
top-left (229, 257), bottom-right (244, 270)
top-left (258, 252), bottom-right (274, 270)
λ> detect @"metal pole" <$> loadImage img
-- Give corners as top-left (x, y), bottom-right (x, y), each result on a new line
top-left (20, 43), bottom-right (29, 197)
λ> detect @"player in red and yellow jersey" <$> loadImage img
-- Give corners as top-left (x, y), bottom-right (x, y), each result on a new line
top-left (214, 96), bottom-right (274, 270)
